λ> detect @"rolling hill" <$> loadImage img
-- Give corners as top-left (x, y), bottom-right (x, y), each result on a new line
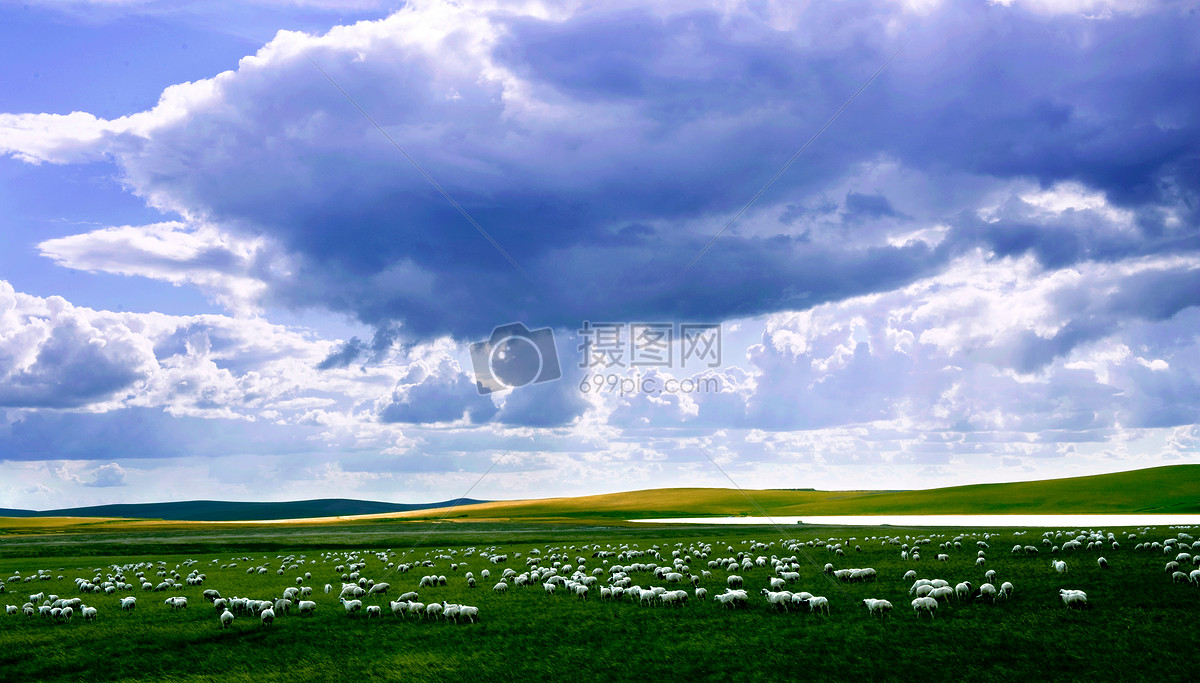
top-left (392, 464), bottom-right (1200, 521)
top-left (0, 498), bottom-right (486, 521)
top-left (1, 465), bottom-right (1196, 524)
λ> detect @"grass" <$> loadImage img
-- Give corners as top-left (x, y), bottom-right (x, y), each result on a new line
top-left (1, 520), bottom-right (1198, 682)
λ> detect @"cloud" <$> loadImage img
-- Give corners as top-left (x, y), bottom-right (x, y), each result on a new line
top-left (4, 1), bottom-right (1192, 344)
top-left (86, 462), bottom-right (128, 487)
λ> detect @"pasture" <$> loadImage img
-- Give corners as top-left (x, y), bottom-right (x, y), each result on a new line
top-left (1, 520), bottom-right (1198, 682)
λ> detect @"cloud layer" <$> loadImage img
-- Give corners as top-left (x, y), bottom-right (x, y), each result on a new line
top-left (0, 0), bottom-right (1198, 508)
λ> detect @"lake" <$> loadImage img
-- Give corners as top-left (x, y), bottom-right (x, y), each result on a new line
top-left (629, 514), bottom-right (1200, 527)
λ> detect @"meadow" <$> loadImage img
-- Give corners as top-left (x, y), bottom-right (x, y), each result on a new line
top-left (1, 517), bottom-right (1198, 683)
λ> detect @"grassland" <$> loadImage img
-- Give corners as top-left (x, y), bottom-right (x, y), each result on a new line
top-left (1, 517), bottom-right (1199, 683)
top-left (3, 465), bottom-right (1196, 537)
top-left (1, 466), bottom-right (1198, 681)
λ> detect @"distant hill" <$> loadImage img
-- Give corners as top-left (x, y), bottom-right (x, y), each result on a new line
top-left (0, 498), bottom-right (486, 521)
top-left (2, 465), bottom-right (1196, 524)
top-left (400, 464), bottom-right (1200, 520)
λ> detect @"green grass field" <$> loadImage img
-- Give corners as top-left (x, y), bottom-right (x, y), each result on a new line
top-left (1, 517), bottom-right (1199, 682)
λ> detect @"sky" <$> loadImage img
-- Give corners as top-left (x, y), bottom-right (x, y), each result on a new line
top-left (0, 0), bottom-right (1198, 509)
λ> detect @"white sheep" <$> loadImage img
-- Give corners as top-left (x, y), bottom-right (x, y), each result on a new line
top-left (120, 597), bottom-right (137, 611)
top-left (1097, 557), bottom-right (1109, 569)
top-left (341, 598), bottom-right (362, 615)
top-left (81, 606), bottom-right (97, 621)
top-left (1052, 560), bottom-right (1068, 574)
top-left (458, 605), bottom-right (479, 623)
top-left (862, 598), bottom-right (892, 617)
top-left (493, 581), bottom-right (509, 593)
top-left (727, 575), bottom-right (744, 589)
top-left (220, 610), bottom-right (234, 628)
top-left (999, 581), bottom-right (1013, 599)
top-left (804, 596), bottom-right (830, 615)
top-left (761, 589), bottom-right (793, 611)
top-left (297, 600), bottom-right (316, 614)
top-left (954, 582), bottom-right (972, 601)
top-left (695, 587), bottom-right (708, 600)
top-left (425, 603), bottom-right (443, 618)
top-left (911, 596), bottom-right (938, 619)
top-left (977, 583), bottom-right (997, 601)
top-left (928, 586), bottom-right (954, 602)
top-left (714, 589), bottom-right (748, 609)
top-left (1059, 589), bottom-right (1087, 609)
top-left (260, 608), bottom-right (275, 626)
top-left (368, 583), bottom-right (390, 596)
top-left (1171, 571), bottom-right (1188, 583)
top-left (366, 605), bottom-right (381, 618)
top-left (5, 606), bottom-right (16, 615)
top-left (324, 584), bottom-right (332, 594)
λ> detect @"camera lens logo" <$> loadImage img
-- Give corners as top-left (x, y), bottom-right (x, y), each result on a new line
top-left (470, 323), bottom-right (562, 395)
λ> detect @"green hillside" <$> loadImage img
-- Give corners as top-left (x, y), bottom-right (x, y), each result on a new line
top-left (421, 464), bottom-right (1200, 520)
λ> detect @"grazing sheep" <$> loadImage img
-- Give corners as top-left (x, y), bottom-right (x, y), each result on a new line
top-left (928, 586), bottom-right (954, 602)
top-left (761, 589), bottom-right (793, 611)
top-left (297, 600), bottom-right (316, 614)
top-left (81, 606), bottom-right (97, 621)
top-left (727, 575), bottom-right (744, 589)
top-left (5, 606), bottom-right (16, 615)
top-left (954, 582), bottom-right (973, 601)
top-left (714, 589), bottom-right (748, 609)
top-left (425, 603), bottom-right (443, 619)
top-left (695, 587), bottom-right (708, 600)
top-left (1188, 569), bottom-right (1200, 586)
top-left (984, 570), bottom-right (997, 583)
top-left (937, 554), bottom-right (949, 562)
top-left (493, 582), bottom-right (508, 594)
top-left (976, 583), bottom-right (998, 601)
top-left (863, 598), bottom-right (892, 617)
top-left (769, 577), bottom-right (786, 591)
top-left (324, 584), bottom-right (332, 594)
top-left (260, 608), bottom-right (275, 625)
top-left (458, 605), bottom-right (479, 623)
top-left (365, 605), bottom-right (381, 618)
top-left (903, 570), bottom-right (917, 581)
top-left (1052, 560), bottom-right (1068, 574)
top-left (1171, 571), bottom-right (1188, 584)
top-left (999, 582), bottom-right (1014, 599)
top-left (911, 596), bottom-right (938, 619)
top-left (1059, 589), bottom-right (1087, 609)
top-left (341, 598), bottom-right (362, 615)
top-left (368, 583), bottom-right (390, 596)
top-left (398, 592), bottom-right (419, 602)
top-left (804, 596), bottom-right (830, 615)
top-left (120, 597), bottom-right (137, 611)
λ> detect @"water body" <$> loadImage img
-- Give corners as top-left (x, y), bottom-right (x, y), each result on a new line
top-left (629, 515), bottom-right (1200, 527)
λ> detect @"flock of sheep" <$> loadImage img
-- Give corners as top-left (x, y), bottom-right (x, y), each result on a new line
top-left (2, 525), bottom-right (1198, 630)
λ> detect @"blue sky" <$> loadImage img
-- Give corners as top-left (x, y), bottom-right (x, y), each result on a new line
top-left (0, 0), bottom-right (1198, 508)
